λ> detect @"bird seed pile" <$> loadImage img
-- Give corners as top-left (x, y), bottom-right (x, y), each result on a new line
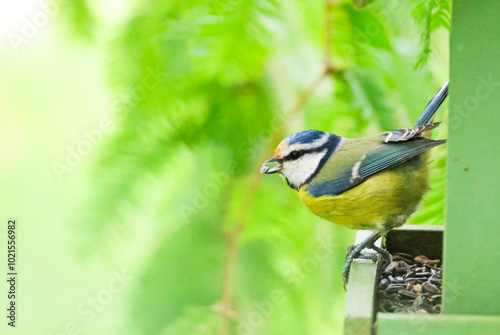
top-left (378, 252), bottom-right (442, 314)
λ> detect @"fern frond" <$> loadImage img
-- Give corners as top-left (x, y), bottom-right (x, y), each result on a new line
top-left (411, 0), bottom-right (451, 68)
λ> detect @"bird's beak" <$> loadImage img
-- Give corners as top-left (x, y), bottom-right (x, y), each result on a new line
top-left (260, 156), bottom-right (281, 174)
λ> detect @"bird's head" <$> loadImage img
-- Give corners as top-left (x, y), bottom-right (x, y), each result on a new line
top-left (260, 130), bottom-right (343, 190)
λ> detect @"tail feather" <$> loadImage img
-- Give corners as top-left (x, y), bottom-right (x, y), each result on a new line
top-left (383, 122), bottom-right (441, 143)
top-left (414, 79), bottom-right (449, 127)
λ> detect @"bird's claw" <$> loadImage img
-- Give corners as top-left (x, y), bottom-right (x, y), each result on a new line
top-left (345, 244), bottom-right (356, 262)
top-left (342, 243), bottom-right (357, 290)
top-left (342, 258), bottom-right (353, 291)
top-left (342, 242), bottom-right (391, 290)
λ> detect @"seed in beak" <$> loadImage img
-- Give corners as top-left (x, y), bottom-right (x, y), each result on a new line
top-left (260, 157), bottom-right (281, 174)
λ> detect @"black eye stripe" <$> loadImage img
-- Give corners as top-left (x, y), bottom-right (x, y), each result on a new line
top-left (282, 146), bottom-right (326, 161)
top-left (282, 151), bottom-right (300, 161)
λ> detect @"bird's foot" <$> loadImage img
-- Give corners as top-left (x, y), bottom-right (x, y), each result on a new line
top-left (343, 246), bottom-right (378, 290)
top-left (342, 233), bottom-right (390, 290)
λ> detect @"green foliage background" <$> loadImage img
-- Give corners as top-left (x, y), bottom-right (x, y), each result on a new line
top-left (0, 0), bottom-right (449, 334)
top-left (70, 0), bottom-right (450, 334)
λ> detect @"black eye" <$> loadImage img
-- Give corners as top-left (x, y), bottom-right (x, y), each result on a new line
top-left (289, 151), bottom-right (300, 159)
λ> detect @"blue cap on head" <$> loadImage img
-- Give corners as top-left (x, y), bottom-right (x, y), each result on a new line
top-left (285, 130), bottom-right (328, 145)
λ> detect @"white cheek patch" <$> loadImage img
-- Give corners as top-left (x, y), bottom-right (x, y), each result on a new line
top-left (281, 149), bottom-right (327, 188)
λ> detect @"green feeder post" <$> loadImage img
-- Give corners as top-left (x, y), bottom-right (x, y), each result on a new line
top-left (443, 0), bottom-right (500, 316)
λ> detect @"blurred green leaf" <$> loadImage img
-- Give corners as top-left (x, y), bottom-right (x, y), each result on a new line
top-left (159, 306), bottom-right (221, 335)
top-left (59, 0), bottom-right (95, 39)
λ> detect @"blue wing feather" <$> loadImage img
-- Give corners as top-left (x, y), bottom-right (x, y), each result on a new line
top-left (306, 139), bottom-right (446, 197)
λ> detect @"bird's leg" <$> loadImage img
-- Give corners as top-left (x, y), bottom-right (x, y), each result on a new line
top-left (343, 231), bottom-right (389, 289)
top-left (370, 243), bottom-right (391, 265)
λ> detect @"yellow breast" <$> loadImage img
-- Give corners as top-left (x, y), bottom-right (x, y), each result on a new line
top-left (298, 166), bottom-right (429, 232)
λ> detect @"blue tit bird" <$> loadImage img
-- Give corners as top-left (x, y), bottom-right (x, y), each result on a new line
top-left (261, 80), bottom-right (449, 286)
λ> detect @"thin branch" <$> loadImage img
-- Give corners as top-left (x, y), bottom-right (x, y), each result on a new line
top-left (215, 2), bottom-right (339, 334)
top-left (324, 0), bottom-right (335, 72)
